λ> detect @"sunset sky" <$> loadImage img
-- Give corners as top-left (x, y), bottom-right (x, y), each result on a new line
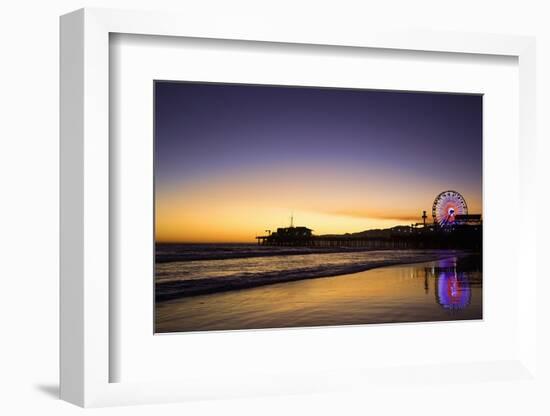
top-left (155, 82), bottom-right (482, 243)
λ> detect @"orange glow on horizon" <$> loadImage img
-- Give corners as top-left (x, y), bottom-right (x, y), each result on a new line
top-left (155, 165), bottom-right (482, 243)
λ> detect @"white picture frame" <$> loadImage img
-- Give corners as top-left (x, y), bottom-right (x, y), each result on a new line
top-left (60, 7), bottom-right (538, 408)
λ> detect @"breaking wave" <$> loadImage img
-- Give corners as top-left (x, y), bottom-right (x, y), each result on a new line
top-left (155, 246), bottom-right (464, 301)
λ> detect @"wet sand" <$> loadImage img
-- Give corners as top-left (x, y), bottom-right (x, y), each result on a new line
top-left (155, 256), bottom-right (482, 333)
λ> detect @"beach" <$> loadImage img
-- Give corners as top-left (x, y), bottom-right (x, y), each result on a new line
top-left (155, 245), bottom-right (482, 333)
top-left (155, 246), bottom-right (468, 301)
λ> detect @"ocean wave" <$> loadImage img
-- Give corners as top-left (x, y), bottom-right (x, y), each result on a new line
top-left (155, 250), bottom-right (465, 302)
top-left (156, 243), bottom-right (376, 262)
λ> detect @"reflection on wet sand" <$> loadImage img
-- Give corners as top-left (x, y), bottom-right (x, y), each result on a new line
top-left (155, 256), bottom-right (482, 333)
top-left (424, 256), bottom-right (482, 312)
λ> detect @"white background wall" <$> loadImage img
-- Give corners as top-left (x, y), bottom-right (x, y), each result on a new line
top-left (0, 1), bottom-right (548, 414)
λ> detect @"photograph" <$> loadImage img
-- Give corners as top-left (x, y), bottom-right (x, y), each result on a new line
top-left (154, 81), bottom-right (483, 333)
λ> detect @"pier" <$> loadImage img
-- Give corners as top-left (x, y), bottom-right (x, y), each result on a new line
top-left (256, 224), bottom-right (482, 250)
top-left (256, 190), bottom-right (482, 251)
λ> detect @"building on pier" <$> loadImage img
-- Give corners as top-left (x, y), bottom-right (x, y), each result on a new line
top-left (256, 225), bottom-right (313, 246)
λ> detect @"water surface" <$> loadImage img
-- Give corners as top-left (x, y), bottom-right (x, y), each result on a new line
top-left (155, 256), bottom-right (482, 333)
top-left (155, 246), bottom-right (466, 300)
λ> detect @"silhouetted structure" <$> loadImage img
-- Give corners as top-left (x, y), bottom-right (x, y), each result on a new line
top-left (256, 226), bottom-right (313, 246)
top-left (257, 223), bottom-right (481, 250)
top-left (453, 214), bottom-right (482, 225)
top-left (256, 191), bottom-right (482, 250)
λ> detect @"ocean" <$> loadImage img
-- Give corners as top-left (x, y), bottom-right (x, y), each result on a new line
top-left (155, 244), bottom-right (478, 301)
top-left (155, 246), bottom-right (483, 332)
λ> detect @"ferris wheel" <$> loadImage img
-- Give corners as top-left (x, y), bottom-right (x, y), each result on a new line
top-left (432, 190), bottom-right (468, 226)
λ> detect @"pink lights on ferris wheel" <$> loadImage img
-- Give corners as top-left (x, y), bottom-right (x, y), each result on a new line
top-left (432, 190), bottom-right (468, 226)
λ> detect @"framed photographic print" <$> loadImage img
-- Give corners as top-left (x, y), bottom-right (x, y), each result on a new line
top-left (60, 8), bottom-right (538, 408)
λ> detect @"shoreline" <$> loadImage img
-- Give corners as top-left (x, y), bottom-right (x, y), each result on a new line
top-left (156, 251), bottom-right (478, 302)
top-left (155, 256), bottom-right (482, 333)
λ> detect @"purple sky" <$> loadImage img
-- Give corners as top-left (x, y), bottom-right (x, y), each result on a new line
top-left (156, 82), bottom-right (482, 187)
